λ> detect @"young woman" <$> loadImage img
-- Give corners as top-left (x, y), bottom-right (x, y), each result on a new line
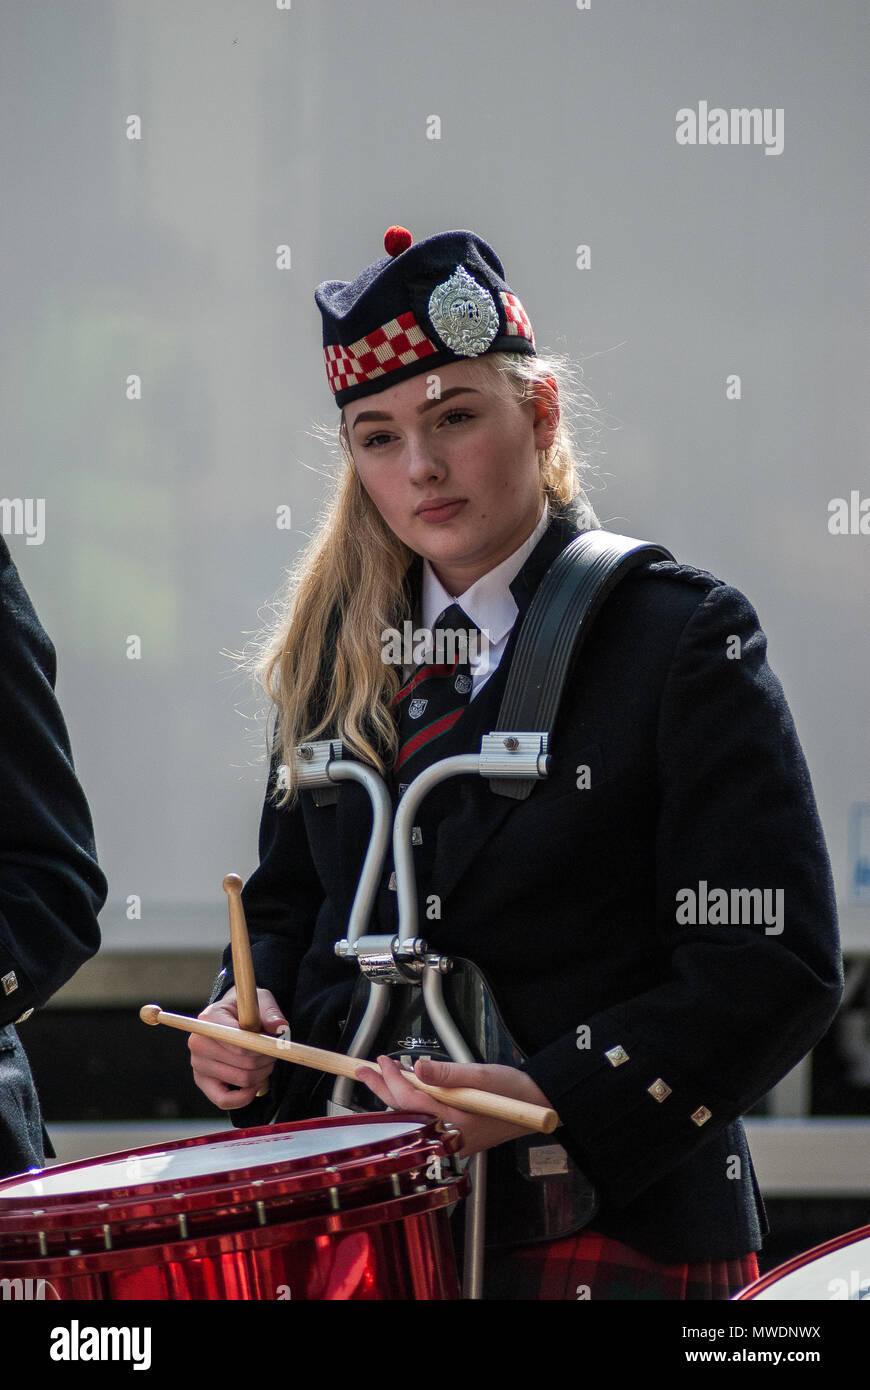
top-left (190, 226), bottom-right (843, 1299)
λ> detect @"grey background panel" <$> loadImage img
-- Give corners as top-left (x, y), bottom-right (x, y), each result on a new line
top-left (1, 0), bottom-right (867, 954)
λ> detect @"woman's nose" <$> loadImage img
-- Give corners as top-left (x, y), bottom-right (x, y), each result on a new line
top-left (405, 434), bottom-right (445, 480)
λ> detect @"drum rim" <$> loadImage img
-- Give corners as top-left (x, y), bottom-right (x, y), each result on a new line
top-left (0, 1123), bottom-right (458, 1241)
top-left (0, 1112), bottom-right (447, 1216)
top-left (0, 1172), bottom-right (470, 1285)
top-left (733, 1220), bottom-right (870, 1299)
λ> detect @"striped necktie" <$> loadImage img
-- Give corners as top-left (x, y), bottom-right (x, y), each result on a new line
top-left (391, 602), bottom-right (479, 785)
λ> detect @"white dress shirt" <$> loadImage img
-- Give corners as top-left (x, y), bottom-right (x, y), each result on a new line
top-left (410, 500), bottom-right (550, 700)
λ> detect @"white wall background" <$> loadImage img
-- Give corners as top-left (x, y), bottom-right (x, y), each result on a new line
top-left (1, 0), bottom-right (867, 952)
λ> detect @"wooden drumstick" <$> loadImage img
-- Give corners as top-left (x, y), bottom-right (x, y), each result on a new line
top-left (222, 873), bottom-right (268, 1097)
top-left (141, 1004), bottom-right (560, 1135)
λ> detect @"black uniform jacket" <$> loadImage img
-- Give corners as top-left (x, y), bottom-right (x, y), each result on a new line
top-left (0, 535), bottom-right (106, 1177)
top-left (217, 503), bottom-right (843, 1261)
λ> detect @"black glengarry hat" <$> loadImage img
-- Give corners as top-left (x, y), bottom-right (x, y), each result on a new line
top-left (315, 226), bottom-right (536, 407)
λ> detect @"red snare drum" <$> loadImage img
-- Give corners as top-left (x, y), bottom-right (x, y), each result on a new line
top-left (733, 1222), bottom-right (870, 1301)
top-left (0, 1113), bottom-right (468, 1300)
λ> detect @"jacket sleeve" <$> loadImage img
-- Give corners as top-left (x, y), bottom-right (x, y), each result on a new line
top-left (522, 578), bottom-right (843, 1208)
top-left (0, 537), bottom-right (105, 1027)
top-left (209, 753), bottom-right (325, 1025)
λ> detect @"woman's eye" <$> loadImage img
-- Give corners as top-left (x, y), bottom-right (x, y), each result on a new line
top-left (361, 410), bottom-right (472, 449)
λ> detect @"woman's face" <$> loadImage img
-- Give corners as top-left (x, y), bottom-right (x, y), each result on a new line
top-left (344, 360), bottom-right (558, 595)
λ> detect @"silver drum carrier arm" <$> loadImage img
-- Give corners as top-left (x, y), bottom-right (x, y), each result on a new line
top-left (290, 732), bottom-right (550, 1301)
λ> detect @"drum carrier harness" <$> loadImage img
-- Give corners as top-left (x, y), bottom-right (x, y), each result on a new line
top-left (290, 529), bottom-right (674, 1299)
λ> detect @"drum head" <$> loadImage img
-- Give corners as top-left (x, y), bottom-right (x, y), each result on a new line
top-left (0, 1114), bottom-right (434, 1208)
top-left (735, 1223), bottom-right (870, 1300)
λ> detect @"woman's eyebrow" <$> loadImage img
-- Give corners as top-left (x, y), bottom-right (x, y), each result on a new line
top-left (349, 387), bottom-right (481, 431)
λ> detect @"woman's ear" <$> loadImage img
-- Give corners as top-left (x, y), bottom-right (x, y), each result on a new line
top-left (531, 377), bottom-right (560, 449)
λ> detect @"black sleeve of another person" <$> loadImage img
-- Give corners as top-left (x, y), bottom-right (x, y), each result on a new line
top-left (0, 535), bottom-right (106, 1175)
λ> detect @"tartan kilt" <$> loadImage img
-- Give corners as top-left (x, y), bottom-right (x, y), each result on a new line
top-left (483, 1228), bottom-right (760, 1300)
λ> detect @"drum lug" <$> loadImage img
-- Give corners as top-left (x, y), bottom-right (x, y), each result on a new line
top-left (435, 1120), bottom-right (461, 1139)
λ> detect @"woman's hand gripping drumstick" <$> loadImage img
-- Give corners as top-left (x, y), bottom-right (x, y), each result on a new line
top-left (187, 875), bottom-right (290, 1111)
top-left (355, 1056), bottom-right (559, 1159)
top-left (145, 1004), bottom-right (560, 1137)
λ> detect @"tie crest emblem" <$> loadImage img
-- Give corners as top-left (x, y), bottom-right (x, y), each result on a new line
top-left (392, 601), bottom-right (478, 778)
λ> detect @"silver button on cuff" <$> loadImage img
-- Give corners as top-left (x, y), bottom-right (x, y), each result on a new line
top-left (604, 1045), bottom-right (629, 1067)
top-left (647, 1078), bottom-right (672, 1102)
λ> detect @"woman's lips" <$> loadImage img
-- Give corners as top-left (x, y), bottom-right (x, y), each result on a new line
top-left (416, 500), bottom-right (466, 523)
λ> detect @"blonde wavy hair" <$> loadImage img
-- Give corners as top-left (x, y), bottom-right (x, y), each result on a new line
top-left (254, 349), bottom-right (602, 806)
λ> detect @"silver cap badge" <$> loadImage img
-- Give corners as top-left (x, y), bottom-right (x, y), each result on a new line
top-left (428, 265), bottom-right (500, 356)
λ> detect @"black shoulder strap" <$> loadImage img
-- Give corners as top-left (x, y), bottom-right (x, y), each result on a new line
top-left (490, 530), bottom-right (675, 799)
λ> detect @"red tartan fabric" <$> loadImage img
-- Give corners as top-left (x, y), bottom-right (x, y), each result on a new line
top-left (483, 1229), bottom-right (760, 1300)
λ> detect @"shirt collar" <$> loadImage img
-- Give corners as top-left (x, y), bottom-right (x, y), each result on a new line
top-left (420, 500), bottom-right (550, 645)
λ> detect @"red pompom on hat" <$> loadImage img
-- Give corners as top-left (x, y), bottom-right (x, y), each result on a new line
top-left (384, 225), bottom-right (413, 258)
